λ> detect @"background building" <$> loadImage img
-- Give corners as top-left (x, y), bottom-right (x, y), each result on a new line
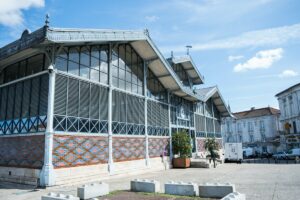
top-left (222, 107), bottom-right (281, 153)
top-left (276, 83), bottom-right (300, 149)
top-left (0, 25), bottom-right (230, 186)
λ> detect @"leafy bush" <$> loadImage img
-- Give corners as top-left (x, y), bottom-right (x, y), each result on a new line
top-left (172, 131), bottom-right (192, 158)
top-left (204, 138), bottom-right (220, 158)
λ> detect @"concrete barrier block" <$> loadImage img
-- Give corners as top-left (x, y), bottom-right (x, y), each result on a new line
top-left (221, 192), bottom-right (246, 200)
top-left (41, 192), bottom-right (79, 200)
top-left (77, 182), bottom-right (109, 200)
top-left (165, 181), bottom-right (198, 196)
top-left (131, 179), bottom-right (160, 193)
top-left (199, 182), bottom-right (235, 198)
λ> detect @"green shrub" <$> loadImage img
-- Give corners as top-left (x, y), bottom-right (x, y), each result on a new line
top-left (172, 131), bottom-right (192, 158)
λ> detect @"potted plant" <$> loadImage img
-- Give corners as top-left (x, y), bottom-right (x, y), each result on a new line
top-left (172, 131), bottom-right (192, 168)
top-left (204, 138), bottom-right (220, 168)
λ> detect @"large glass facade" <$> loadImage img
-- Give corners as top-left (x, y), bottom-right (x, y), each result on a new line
top-left (55, 45), bottom-right (109, 85)
top-left (147, 69), bottom-right (167, 102)
top-left (112, 44), bottom-right (144, 95)
top-left (0, 54), bottom-right (47, 84)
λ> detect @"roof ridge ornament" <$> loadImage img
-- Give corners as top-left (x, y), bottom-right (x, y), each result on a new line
top-left (144, 29), bottom-right (149, 36)
top-left (45, 13), bottom-right (50, 27)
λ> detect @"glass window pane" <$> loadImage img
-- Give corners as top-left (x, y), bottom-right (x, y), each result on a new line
top-left (80, 47), bottom-right (90, 66)
top-left (91, 46), bottom-right (100, 58)
top-left (112, 65), bottom-right (118, 78)
top-left (26, 54), bottom-right (44, 75)
top-left (91, 57), bottom-right (100, 70)
top-left (68, 61), bottom-right (79, 76)
top-left (80, 65), bottom-right (90, 79)
top-left (119, 69), bottom-right (125, 80)
top-left (112, 77), bottom-right (118, 87)
top-left (90, 69), bottom-right (99, 82)
top-left (126, 81), bottom-right (131, 92)
top-left (100, 49), bottom-right (108, 62)
top-left (126, 71), bottom-right (131, 82)
top-left (119, 80), bottom-right (125, 90)
top-left (100, 61), bottom-right (108, 73)
top-left (69, 47), bottom-right (79, 63)
top-left (100, 72), bottom-right (108, 84)
top-left (19, 60), bottom-right (27, 78)
top-left (56, 57), bottom-right (67, 72)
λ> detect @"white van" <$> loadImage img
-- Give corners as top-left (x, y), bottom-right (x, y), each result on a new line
top-left (224, 143), bottom-right (243, 163)
top-left (286, 148), bottom-right (300, 159)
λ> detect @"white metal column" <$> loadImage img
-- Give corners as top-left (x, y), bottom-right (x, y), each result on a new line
top-left (212, 99), bottom-right (216, 137)
top-left (108, 43), bottom-right (114, 174)
top-left (204, 102), bottom-right (207, 138)
top-left (144, 62), bottom-right (150, 166)
top-left (168, 92), bottom-right (173, 160)
top-left (39, 66), bottom-right (56, 186)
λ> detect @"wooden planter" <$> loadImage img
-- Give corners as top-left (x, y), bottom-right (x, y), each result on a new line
top-left (172, 157), bottom-right (191, 168)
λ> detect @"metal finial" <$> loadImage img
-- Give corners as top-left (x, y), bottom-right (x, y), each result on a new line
top-left (171, 51), bottom-right (174, 58)
top-left (186, 45), bottom-right (192, 55)
top-left (45, 14), bottom-right (50, 27)
top-left (144, 29), bottom-right (149, 36)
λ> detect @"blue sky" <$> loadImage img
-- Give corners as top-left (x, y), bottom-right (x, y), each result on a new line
top-left (0, 0), bottom-right (300, 112)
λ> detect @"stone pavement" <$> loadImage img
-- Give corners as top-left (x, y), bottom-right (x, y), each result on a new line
top-left (0, 164), bottom-right (299, 200)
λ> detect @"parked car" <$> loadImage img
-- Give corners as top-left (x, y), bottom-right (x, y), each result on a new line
top-left (260, 152), bottom-right (273, 158)
top-left (272, 152), bottom-right (287, 160)
top-left (286, 148), bottom-right (300, 160)
top-left (243, 147), bottom-right (255, 158)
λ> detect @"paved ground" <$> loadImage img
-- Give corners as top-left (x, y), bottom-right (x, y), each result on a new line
top-left (0, 163), bottom-right (299, 200)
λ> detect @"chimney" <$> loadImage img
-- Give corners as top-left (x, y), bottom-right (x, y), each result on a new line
top-left (251, 107), bottom-right (255, 110)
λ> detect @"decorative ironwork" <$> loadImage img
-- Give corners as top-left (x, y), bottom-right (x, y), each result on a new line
top-left (53, 115), bottom-right (108, 134)
top-left (0, 116), bottom-right (47, 135)
top-left (112, 121), bottom-right (145, 135)
top-left (147, 125), bottom-right (169, 136)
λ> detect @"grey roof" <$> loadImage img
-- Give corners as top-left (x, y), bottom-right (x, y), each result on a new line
top-left (167, 55), bottom-right (204, 85)
top-left (195, 86), bottom-right (232, 117)
top-left (275, 82), bottom-right (300, 97)
top-left (0, 26), bottom-right (199, 102)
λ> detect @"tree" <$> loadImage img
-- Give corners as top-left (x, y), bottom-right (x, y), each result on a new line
top-left (204, 138), bottom-right (220, 168)
top-left (172, 131), bottom-right (192, 158)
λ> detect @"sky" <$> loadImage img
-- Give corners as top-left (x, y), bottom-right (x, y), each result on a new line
top-left (0, 0), bottom-right (299, 112)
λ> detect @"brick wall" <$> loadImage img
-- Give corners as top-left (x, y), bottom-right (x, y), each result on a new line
top-left (0, 135), bottom-right (44, 169)
top-left (113, 137), bottom-right (145, 162)
top-left (52, 135), bottom-right (108, 168)
top-left (148, 137), bottom-right (169, 158)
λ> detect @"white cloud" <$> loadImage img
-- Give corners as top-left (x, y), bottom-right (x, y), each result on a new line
top-left (233, 48), bottom-right (283, 72)
top-left (228, 55), bottom-right (244, 62)
top-left (145, 15), bottom-right (159, 22)
top-left (0, 0), bottom-right (44, 27)
top-left (161, 24), bottom-right (300, 53)
top-left (278, 70), bottom-right (299, 78)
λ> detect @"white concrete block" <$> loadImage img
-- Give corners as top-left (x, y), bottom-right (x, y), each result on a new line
top-left (131, 179), bottom-right (160, 193)
top-left (165, 181), bottom-right (198, 196)
top-left (77, 182), bottom-right (109, 200)
top-left (41, 192), bottom-right (79, 200)
top-left (221, 192), bottom-right (246, 200)
top-left (199, 182), bottom-right (236, 198)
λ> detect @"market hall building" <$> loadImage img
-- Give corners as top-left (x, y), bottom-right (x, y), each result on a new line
top-left (0, 25), bottom-right (231, 186)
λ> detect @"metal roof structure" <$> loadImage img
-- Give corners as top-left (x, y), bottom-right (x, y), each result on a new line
top-left (167, 55), bottom-right (204, 85)
top-left (195, 86), bottom-right (232, 117)
top-left (0, 25), bottom-right (231, 117)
